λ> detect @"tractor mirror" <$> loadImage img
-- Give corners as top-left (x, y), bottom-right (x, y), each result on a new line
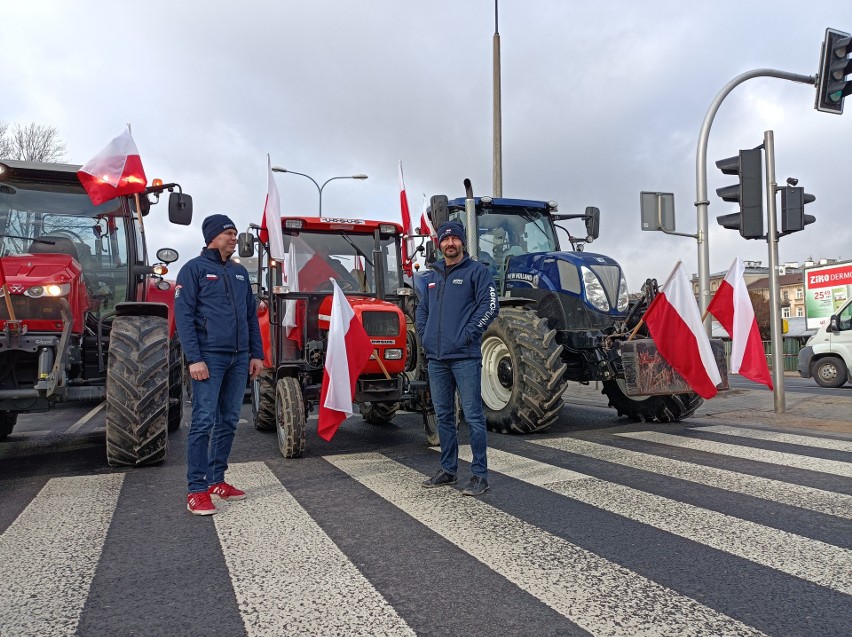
top-left (584, 207), bottom-right (600, 240)
top-left (168, 192), bottom-right (193, 225)
top-left (238, 232), bottom-right (255, 258)
top-left (429, 195), bottom-right (449, 229)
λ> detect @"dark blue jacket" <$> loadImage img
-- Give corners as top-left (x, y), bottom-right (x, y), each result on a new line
top-left (174, 248), bottom-right (264, 364)
top-left (415, 254), bottom-right (498, 360)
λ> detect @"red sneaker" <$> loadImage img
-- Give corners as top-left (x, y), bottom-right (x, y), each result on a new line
top-left (187, 491), bottom-right (217, 516)
top-left (208, 482), bottom-right (246, 501)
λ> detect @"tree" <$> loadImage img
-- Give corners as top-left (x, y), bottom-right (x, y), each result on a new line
top-left (0, 122), bottom-right (66, 162)
top-left (750, 291), bottom-right (772, 341)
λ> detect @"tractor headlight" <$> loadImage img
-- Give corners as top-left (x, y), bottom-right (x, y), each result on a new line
top-left (383, 349), bottom-right (403, 360)
top-left (581, 267), bottom-right (609, 312)
top-left (616, 275), bottom-right (629, 312)
top-left (25, 283), bottom-right (71, 298)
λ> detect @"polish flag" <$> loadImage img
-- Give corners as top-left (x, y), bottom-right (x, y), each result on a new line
top-left (642, 261), bottom-right (722, 399)
top-left (260, 155), bottom-right (285, 260)
top-left (420, 193), bottom-right (436, 242)
top-left (398, 161), bottom-right (414, 276)
top-left (317, 279), bottom-right (373, 441)
top-left (707, 257), bottom-right (773, 389)
top-left (77, 126), bottom-right (147, 206)
top-left (282, 240), bottom-right (302, 347)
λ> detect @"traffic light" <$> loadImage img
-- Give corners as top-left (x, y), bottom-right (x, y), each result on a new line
top-left (816, 28), bottom-right (852, 114)
top-left (715, 147), bottom-right (764, 239)
top-left (780, 186), bottom-right (816, 234)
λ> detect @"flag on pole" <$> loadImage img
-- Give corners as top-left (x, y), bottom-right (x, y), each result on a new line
top-left (398, 161), bottom-right (414, 276)
top-left (260, 155), bottom-right (285, 260)
top-left (77, 126), bottom-right (147, 206)
top-left (317, 279), bottom-right (373, 441)
top-left (642, 261), bottom-right (722, 399)
top-left (706, 257), bottom-right (773, 389)
top-left (282, 241), bottom-right (302, 347)
top-left (420, 193), bottom-right (436, 242)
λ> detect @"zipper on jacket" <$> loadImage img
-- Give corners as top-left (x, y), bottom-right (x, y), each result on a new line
top-left (221, 260), bottom-right (240, 353)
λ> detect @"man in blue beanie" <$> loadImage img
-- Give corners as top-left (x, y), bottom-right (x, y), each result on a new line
top-left (175, 214), bottom-right (264, 515)
top-left (416, 220), bottom-right (498, 496)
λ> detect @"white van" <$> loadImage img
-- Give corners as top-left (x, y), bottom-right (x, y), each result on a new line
top-left (797, 298), bottom-right (852, 387)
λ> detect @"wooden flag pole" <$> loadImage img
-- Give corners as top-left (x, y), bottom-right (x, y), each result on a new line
top-left (371, 349), bottom-right (391, 380)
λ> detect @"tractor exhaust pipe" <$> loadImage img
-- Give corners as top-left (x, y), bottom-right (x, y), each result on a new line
top-left (463, 178), bottom-right (479, 261)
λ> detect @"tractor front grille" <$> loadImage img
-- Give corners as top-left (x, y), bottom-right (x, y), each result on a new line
top-left (0, 295), bottom-right (65, 321)
top-left (361, 311), bottom-right (400, 337)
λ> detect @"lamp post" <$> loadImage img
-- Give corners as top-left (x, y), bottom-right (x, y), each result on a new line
top-left (270, 167), bottom-right (368, 217)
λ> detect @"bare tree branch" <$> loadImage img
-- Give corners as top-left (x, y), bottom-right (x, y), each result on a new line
top-left (0, 121), bottom-right (11, 158)
top-left (4, 123), bottom-right (67, 162)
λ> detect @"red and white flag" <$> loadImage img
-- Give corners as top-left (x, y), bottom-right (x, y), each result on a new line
top-left (317, 279), bottom-right (373, 441)
top-left (282, 240), bottom-right (302, 346)
top-left (398, 161), bottom-right (414, 275)
top-left (643, 261), bottom-right (722, 399)
top-left (706, 257), bottom-right (773, 389)
top-left (260, 155), bottom-right (285, 260)
top-left (420, 193), bottom-right (436, 242)
top-left (77, 126), bottom-right (147, 206)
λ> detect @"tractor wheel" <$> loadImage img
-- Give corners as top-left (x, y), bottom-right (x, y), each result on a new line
top-left (812, 356), bottom-right (848, 388)
top-left (167, 337), bottom-right (184, 432)
top-left (423, 408), bottom-right (439, 446)
top-left (601, 379), bottom-right (703, 423)
top-left (480, 306), bottom-right (568, 434)
top-left (275, 377), bottom-right (306, 458)
top-left (400, 318), bottom-right (424, 412)
top-left (105, 315), bottom-right (169, 467)
top-left (360, 401), bottom-right (400, 424)
top-left (252, 369), bottom-right (277, 431)
top-left (0, 411), bottom-right (17, 441)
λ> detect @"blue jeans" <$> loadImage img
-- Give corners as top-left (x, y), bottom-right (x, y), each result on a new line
top-left (186, 351), bottom-right (249, 493)
top-left (427, 358), bottom-right (488, 479)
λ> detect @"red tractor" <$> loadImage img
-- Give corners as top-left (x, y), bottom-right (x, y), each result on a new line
top-left (239, 216), bottom-right (433, 457)
top-left (0, 159), bottom-right (193, 466)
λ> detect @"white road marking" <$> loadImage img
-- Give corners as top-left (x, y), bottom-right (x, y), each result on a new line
top-left (456, 446), bottom-right (852, 595)
top-left (327, 452), bottom-right (766, 637)
top-left (65, 402), bottom-right (106, 433)
top-left (617, 431), bottom-right (852, 478)
top-left (531, 437), bottom-right (852, 519)
top-left (213, 462), bottom-right (414, 637)
top-left (693, 425), bottom-right (852, 453)
top-left (0, 474), bottom-right (124, 637)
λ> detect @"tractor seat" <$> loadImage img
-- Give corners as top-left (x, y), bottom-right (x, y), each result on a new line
top-left (28, 236), bottom-right (80, 262)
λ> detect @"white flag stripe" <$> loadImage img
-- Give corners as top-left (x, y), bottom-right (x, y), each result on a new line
top-left (618, 431), bottom-right (852, 478)
top-left (0, 474), bottom-right (124, 637)
top-left (325, 452), bottom-right (765, 637)
top-left (531, 437), bottom-right (852, 520)
top-left (455, 446), bottom-right (852, 594)
top-left (694, 425), bottom-right (852, 453)
top-left (213, 462), bottom-right (414, 637)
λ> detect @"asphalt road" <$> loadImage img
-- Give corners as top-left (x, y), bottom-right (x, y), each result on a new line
top-left (1, 396), bottom-right (850, 637)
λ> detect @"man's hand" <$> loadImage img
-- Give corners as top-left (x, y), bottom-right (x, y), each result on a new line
top-left (249, 358), bottom-right (264, 379)
top-left (188, 361), bottom-right (209, 381)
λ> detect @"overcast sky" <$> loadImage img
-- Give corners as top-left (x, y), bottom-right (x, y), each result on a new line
top-left (4, 1), bottom-right (850, 290)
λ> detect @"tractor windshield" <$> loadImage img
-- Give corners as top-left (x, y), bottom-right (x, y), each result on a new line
top-left (281, 229), bottom-right (401, 294)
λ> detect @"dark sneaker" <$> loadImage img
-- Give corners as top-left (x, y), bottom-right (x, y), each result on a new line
top-left (208, 482), bottom-right (247, 501)
top-left (462, 476), bottom-right (490, 496)
top-left (422, 469), bottom-right (458, 488)
top-left (187, 491), bottom-right (217, 515)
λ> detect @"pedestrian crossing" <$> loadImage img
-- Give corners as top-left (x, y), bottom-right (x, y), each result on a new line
top-left (1, 424), bottom-right (850, 636)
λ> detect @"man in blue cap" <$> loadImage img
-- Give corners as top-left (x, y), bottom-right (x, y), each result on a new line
top-left (175, 214), bottom-right (264, 515)
top-left (416, 220), bottom-right (498, 496)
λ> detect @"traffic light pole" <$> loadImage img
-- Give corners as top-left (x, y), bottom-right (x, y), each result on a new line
top-left (695, 69), bottom-right (814, 334)
top-left (763, 131), bottom-right (786, 413)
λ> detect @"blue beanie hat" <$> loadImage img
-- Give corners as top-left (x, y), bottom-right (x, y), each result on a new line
top-left (202, 214), bottom-right (236, 245)
top-left (436, 221), bottom-right (466, 246)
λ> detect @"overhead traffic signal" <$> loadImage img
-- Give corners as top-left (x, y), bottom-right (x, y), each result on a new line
top-left (816, 28), bottom-right (852, 114)
top-left (715, 147), bottom-right (764, 239)
top-left (780, 186), bottom-right (816, 234)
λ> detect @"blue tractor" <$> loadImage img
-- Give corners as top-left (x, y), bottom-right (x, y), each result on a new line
top-left (424, 184), bottom-right (716, 434)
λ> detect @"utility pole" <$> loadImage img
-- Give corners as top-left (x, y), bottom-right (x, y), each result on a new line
top-left (492, 0), bottom-right (503, 197)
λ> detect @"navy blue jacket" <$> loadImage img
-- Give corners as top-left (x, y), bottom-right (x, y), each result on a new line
top-left (415, 254), bottom-right (498, 360)
top-left (174, 248), bottom-right (264, 364)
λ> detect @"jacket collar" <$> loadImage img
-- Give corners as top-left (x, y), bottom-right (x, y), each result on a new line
top-left (201, 247), bottom-right (230, 264)
top-left (434, 253), bottom-right (469, 275)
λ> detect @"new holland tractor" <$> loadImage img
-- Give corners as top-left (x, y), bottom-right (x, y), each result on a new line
top-left (425, 183), bottom-right (726, 434)
top-left (239, 216), bottom-right (431, 458)
top-left (0, 159), bottom-right (192, 465)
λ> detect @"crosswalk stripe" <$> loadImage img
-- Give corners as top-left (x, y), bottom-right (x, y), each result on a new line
top-left (326, 452), bottom-right (766, 637)
top-left (617, 431), bottom-right (852, 478)
top-left (0, 474), bottom-right (124, 637)
top-left (456, 446), bottom-right (852, 595)
top-left (693, 425), bottom-right (852, 453)
top-left (530, 437), bottom-right (852, 520)
top-left (213, 462), bottom-right (415, 637)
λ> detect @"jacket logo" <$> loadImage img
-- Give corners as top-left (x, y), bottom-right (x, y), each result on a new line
top-left (428, 282), bottom-right (436, 288)
top-left (206, 274), bottom-right (219, 280)
top-left (235, 274), bottom-right (245, 281)
top-left (452, 278), bottom-right (464, 284)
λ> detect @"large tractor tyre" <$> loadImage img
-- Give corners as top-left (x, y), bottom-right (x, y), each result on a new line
top-left (480, 306), bottom-right (568, 434)
top-left (812, 356), bottom-right (848, 388)
top-left (424, 408), bottom-right (439, 446)
top-left (0, 411), bottom-right (18, 441)
top-left (360, 401), bottom-right (400, 424)
top-left (105, 315), bottom-right (169, 467)
top-left (275, 377), bottom-right (306, 458)
top-left (252, 369), bottom-right (277, 431)
top-left (167, 337), bottom-right (184, 432)
top-left (601, 379), bottom-right (703, 423)
top-left (401, 318), bottom-right (425, 412)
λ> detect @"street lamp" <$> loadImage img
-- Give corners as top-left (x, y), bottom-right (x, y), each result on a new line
top-left (271, 167), bottom-right (368, 217)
